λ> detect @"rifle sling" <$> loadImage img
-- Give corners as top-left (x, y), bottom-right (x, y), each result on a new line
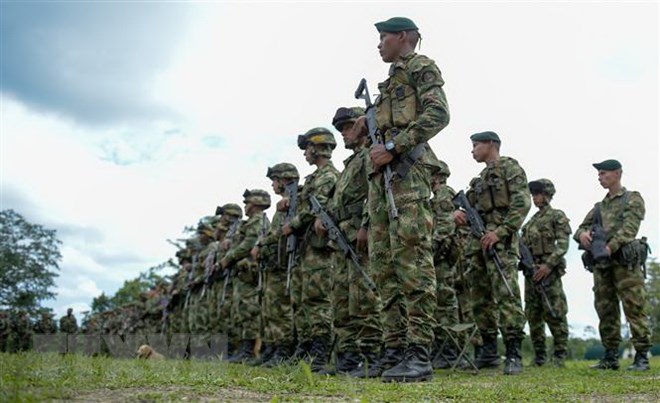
top-left (393, 142), bottom-right (426, 179)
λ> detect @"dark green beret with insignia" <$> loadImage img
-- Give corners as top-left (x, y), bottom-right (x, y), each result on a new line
top-left (375, 17), bottom-right (419, 33)
top-left (470, 131), bottom-right (501, 143)
top-left (592, 159), bottom-right (622, 171)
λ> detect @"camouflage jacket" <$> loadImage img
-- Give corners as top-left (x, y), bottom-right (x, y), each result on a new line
top-left (328, 146), bottom-right (368, 243)
top-left (59, 314), bottom-right (78, 333)
top-left (224, 212), bottom-right (265, 269)
top-left (375, 52), bottom-right (450, 155)
top-left (432, 183), bottom-right (457, 244)
top-left (290, 162), bottom-right (339, 240)
top-left (33, 317), bottom-right (58, 334)
top-left (574, 187), bottom-right (645, 254)
top-left (259, 207), bottom-right (285, 269)
top-left (466, 156), bottom-right (531, 255)
top-left (521, 205), bottom-right (572, 271)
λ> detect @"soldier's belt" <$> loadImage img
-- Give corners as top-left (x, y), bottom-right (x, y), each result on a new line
top-left (392, 142), bottom-right (426, 179)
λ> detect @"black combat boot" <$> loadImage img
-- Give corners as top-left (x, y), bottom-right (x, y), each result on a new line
top-left (626, 351), bottom-right (650, 371)
top-left (503, 339), bottom-right (523, 375)
top-left (227, 339), bottom-right (254, 364)
top-left (308, 336), bottom-right (331, 372)
top-left (552, 349), bottom-right (567, 368)
top-left (290, 340), bottom-right (312, 363)
top-left (590, 348), bottom-right (620, 370)
top-left (349, 347), bottom-right (402, 378)
top-left (247, 343), bottom-right (274, 366)
top-left (317, 350), bottom-right (362, 375)
top-left (533, 348), bottom-right (547, 367)
top-left (381, 345), bottom-right (433, 383)
top-left (475, 336), bottom-right (500, 369)
top-left (262, 343), bottom-right (294, 368)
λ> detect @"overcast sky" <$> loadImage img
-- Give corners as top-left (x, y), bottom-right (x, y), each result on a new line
top-left (1, 1), bottom-right (658, 337)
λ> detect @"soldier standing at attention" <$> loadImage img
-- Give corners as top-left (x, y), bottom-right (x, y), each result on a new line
top-left (282, 128), bottom-right (339, 372)
top-left (59, 308), bottom-right (78, 334)
top-left (315, 107), bottom-right (383, 376)
top-left (574, 159), bottom-right (650, 371)
top-left (34, 309), bottom-right (58, 334)
top-left (454, 131), bottom-right (530, 375)
top-left (520, 179), bottom-right (571, 367)
top-left (353, 16), bottom-right (450, 382)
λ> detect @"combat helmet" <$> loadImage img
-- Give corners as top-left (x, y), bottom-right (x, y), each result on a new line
top-left (196, 217), bottom-right (216, 237)
top-left (243, 189), bottom-right (271, 208)
top-left (217, 203), bottom-right (243, 218)
top-left (297, 127), bottom-right (337, 158)
top-left (332, 107), bottom-right (365, 131)
top-left (267, 163), bottom-right (299, 180)
top-left (528, 178), bottom-right (556, 197)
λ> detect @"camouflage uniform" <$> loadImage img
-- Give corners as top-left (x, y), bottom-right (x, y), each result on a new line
top-left (429, 163), bottom-right (462, 368)
top-left (454, 227), bottom-right (482, 348)
top-left (224, 190), bottom-right (270, 362)
top-left (465, 150), bottom-right (530, 372)
top-left (289, 131), bottom-right (339, 368)
top-left (59, 310), bottom-right (79, 334)
top-left (367, 48), bottom-right (449, 380)
top-left (10, 311), bottom-right (33, 352)
top-left (326, 120), bottom-right (382, 372)
top-left (575, 187), bottom-right (650, 359)
top-left (34, 313), bottom-right (58, 334)
top-left (1, 310), bottom-right (11, 352)
top-left (520, 182), bottom-right (571, 364)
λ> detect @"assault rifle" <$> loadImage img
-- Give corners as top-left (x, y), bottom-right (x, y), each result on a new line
top-left (453, 190), bottom-right (514, 297)
top-left (256, 212), bottom-right (270, 296)
top-left (285, 181), bottom-right (299, 296)
top-left (183, 253), bottom-right (198, 308)
top-left (354, 78), bottom-right (398, 220)
top-left (589, 205), bottom-right (610, 262)
top-left (219, 219), bottom-right (241, 307)
top-left (310, 196), bottom-right (377, 292)
top-left (518, 239), bottom-right (557, 319)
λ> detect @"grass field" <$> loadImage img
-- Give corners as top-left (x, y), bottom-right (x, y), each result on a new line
top-left (1, 352), bottom-right (659, 402)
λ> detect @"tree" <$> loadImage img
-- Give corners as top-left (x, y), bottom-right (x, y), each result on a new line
top-left (645, 259), bottom-right (660, 343)
top-left (0, 210), bottom-right (62, 314)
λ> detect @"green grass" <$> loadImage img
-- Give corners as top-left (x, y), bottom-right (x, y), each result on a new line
top-left (1, 353), bottom-right (659, 401)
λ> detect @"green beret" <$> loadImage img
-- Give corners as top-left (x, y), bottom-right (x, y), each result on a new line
top-left (375, 17), bottom-right (419, 33)
top-left (470, 131), bottom-right (501, 143)
top-left (592, 159), bottom-right (622, 171)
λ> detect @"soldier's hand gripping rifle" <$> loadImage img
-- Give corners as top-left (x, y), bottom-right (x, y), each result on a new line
top-left (354, 78), bottom-right (398, 220)
top-left (219, 219), bottom-right (241, 307)
top-left (310, 195), bottom-right (377, 292)
top-left (285, 181), bottom-right (299, 297)
top-left (453, 190), bottom-right (514, 297)
top-left (518, 239), bottom-right (557, 319)
top-left (256, 212), bottom-right (270, 297)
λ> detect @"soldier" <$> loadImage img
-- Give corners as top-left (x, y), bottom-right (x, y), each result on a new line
top-left (353, 16), bottom-right (450, 382)
top-left (316, 107), bottom-right (382, 376)
top-left (282, 127), bottom-right (340, 371)
top-left (574, 159), bottom-right (650, 371)
top-left (10, 310), bottom-right (33, 352)
top-left (34, 309), bottom-right (58, 334)
top-left (213, 203), bottom-right (243, 357)
top-left (429, 160), bottom-right (464, 369)
top-left (0, 310), bottom-right (10, 352)
top-left (59, 308), bottom-right (79, 334)
top-left (454, 131), bottom-right (530, 375)
top-left (520, 179), bottom-right (571, 367)
top-left (221, 189), bottom-right (271, 363)
top-left (252, 163), bottom-right (299, 367)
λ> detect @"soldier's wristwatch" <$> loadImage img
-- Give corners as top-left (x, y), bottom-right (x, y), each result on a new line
top-left (385, 140), bottom-right (396, 154)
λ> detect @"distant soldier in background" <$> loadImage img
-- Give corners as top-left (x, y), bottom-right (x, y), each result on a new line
top-left (10, 310), bottom-right (33, 352)
top-left (253, 163), bottom-right (299, 367)
top-left (283, 128), bottom-right (340, 371)
top-left (520, 179), bottom-right (571, 367)
top-left (0, 310), bottom-right (10, 352)
top-left (574, 159), bottom-right (650, 371)
top-left (454, 131), bottom-right (530, 375)
top-left (221, 189), bottom-right (271, 363)
top-left (59, 308), bottom-right (79, 334)
top-left (34, 309), bottom-right (58, 334)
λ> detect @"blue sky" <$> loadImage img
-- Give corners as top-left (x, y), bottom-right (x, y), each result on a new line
top-left (1, 2), bottom-right (658, 336)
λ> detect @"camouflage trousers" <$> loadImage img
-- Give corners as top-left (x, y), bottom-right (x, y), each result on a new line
top-left (293, 245), bottom-right (333, 343)
top-left (263, 269), bottom-right (294, 345)
top-left (433, 252), bottom-right (459, 343)
top-left (593, 263), bottom-right (651, 352)
top-left (188, 289), bottom-right (211, 342)
top-left (468, 248), bottom-right (525, 342)
top-left (368, 168), bottom-right (437, 348)
top-left (232, 267), bottom-right (261, 340)
top-left (332, 248), bottom-right (382, 353)
top-left (524, 274), bottom-right (569, 354)
top-left (455, 258), bottom-right (483, 346)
